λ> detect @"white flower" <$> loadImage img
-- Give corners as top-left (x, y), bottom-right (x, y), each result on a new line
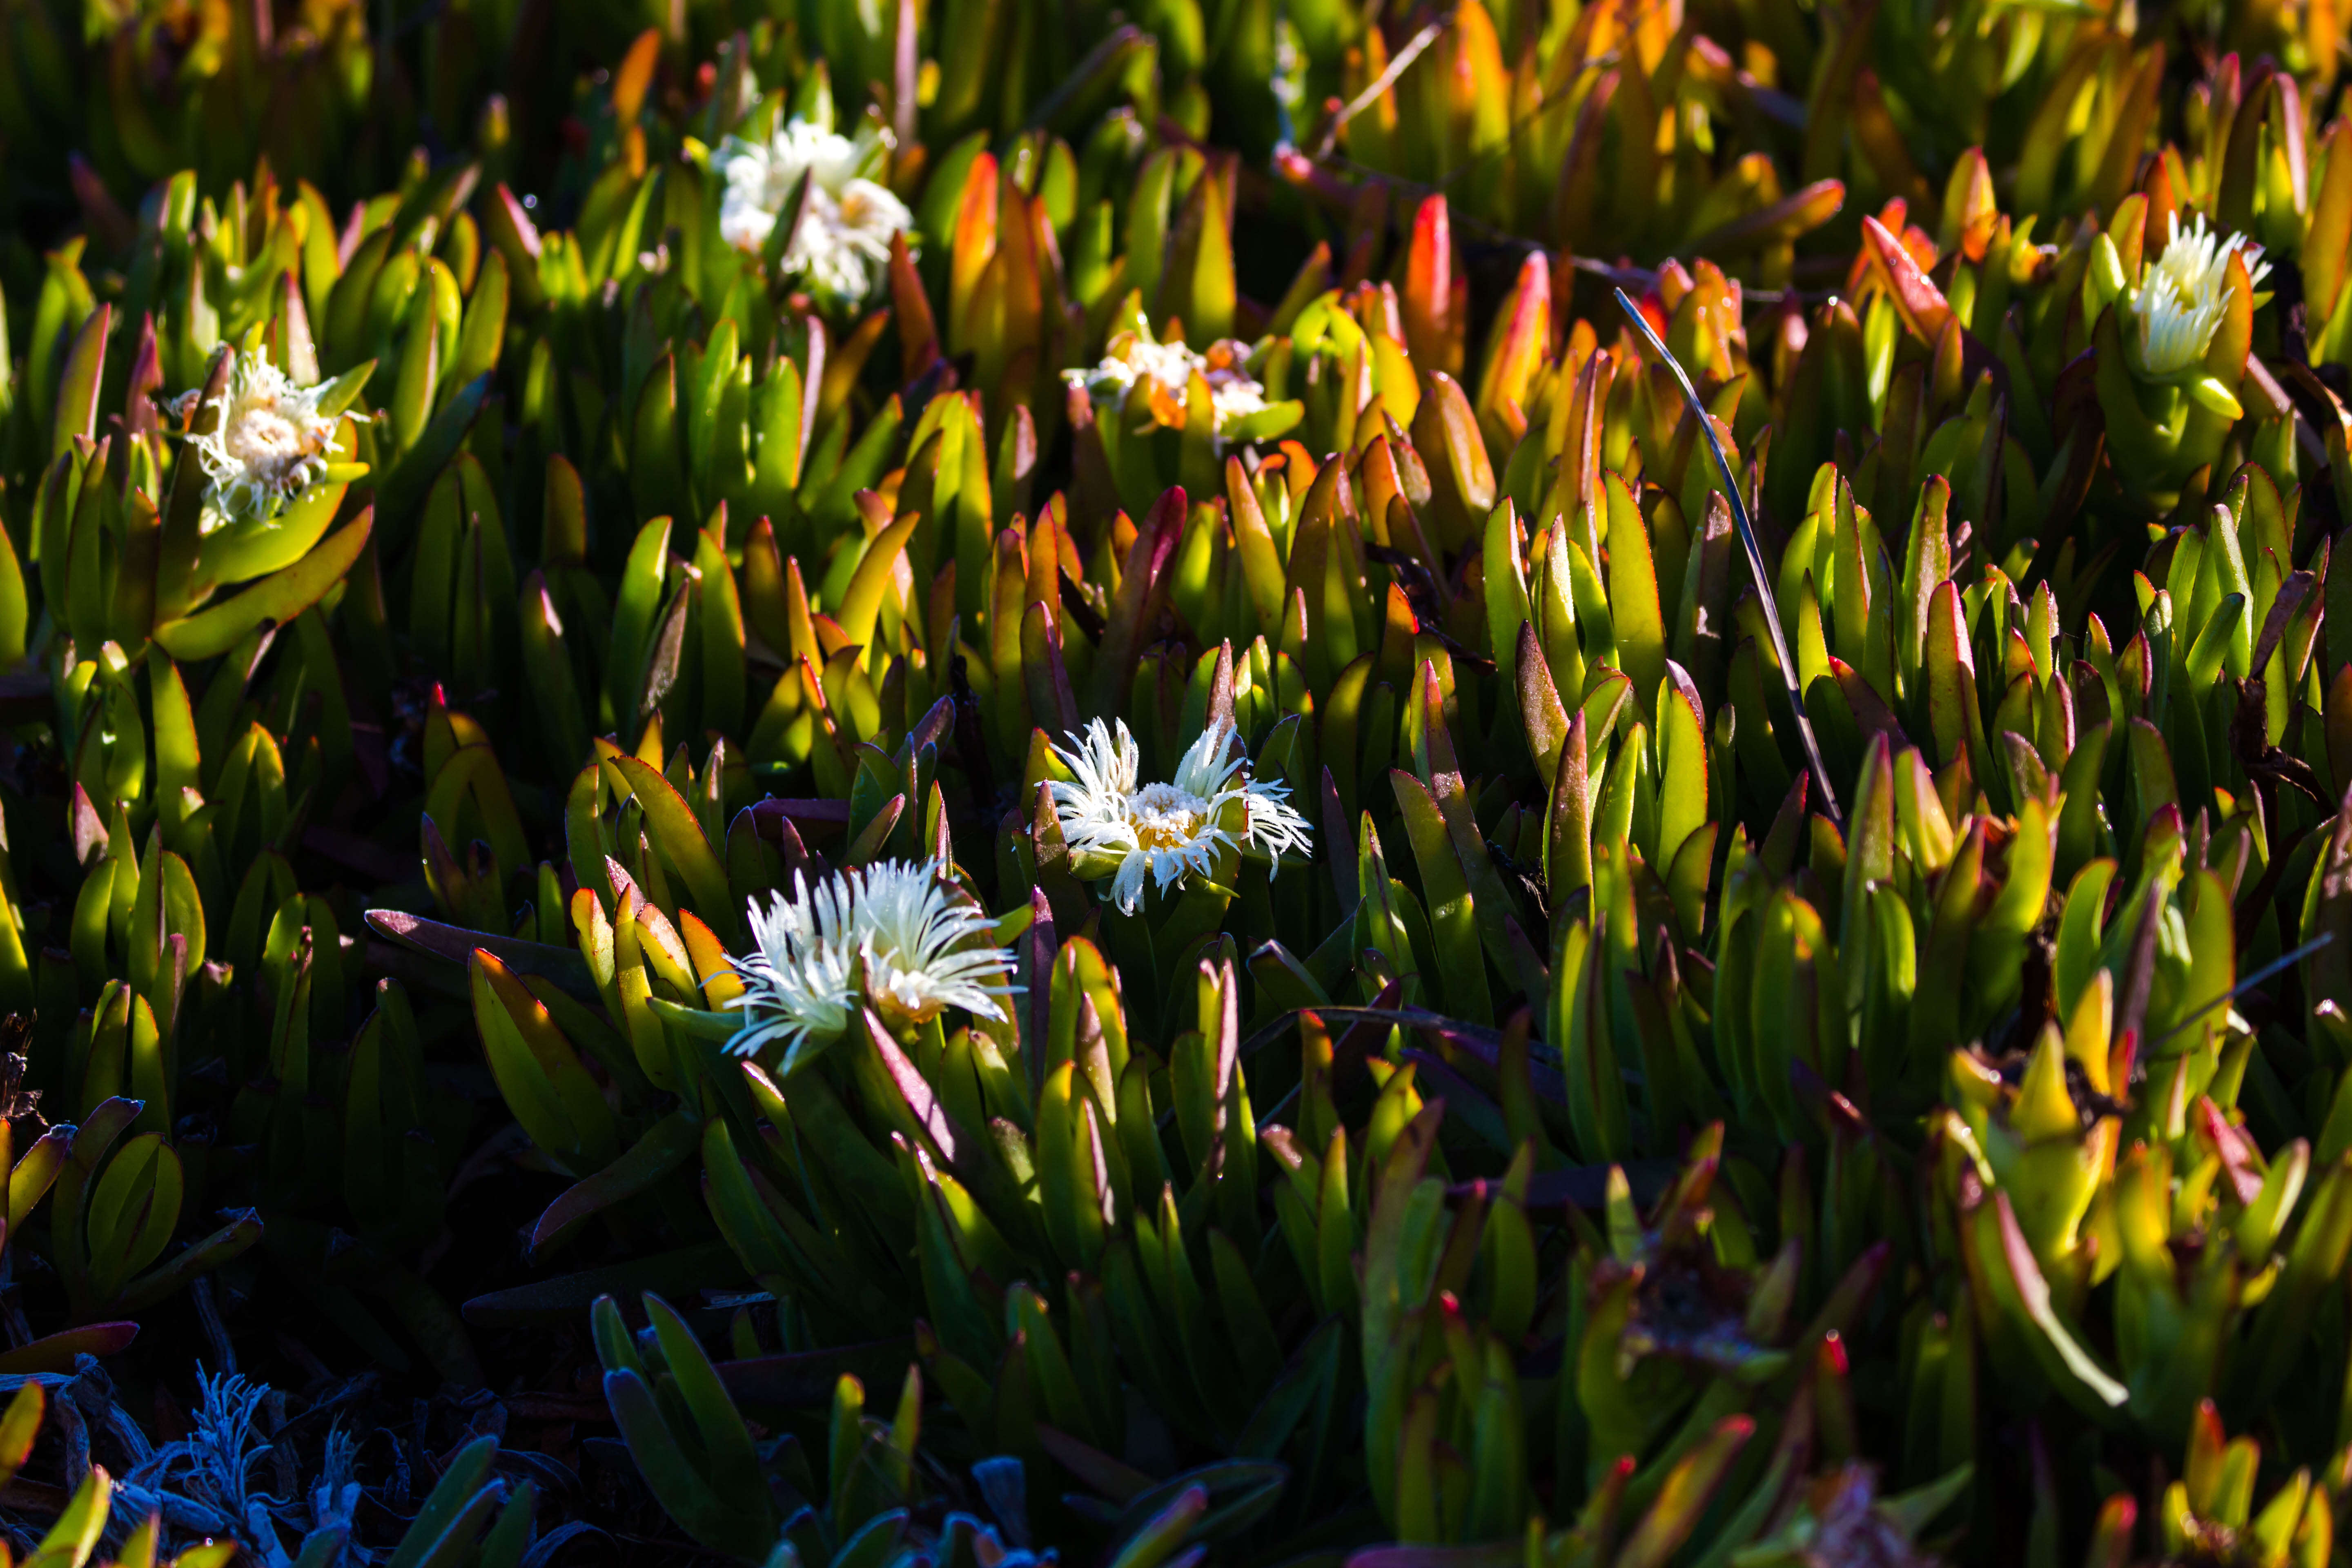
top-left (725, 859), bottom-right (1017, 1065)
top-left (1062, 327), bottom-right (1271, 445)
top-left (169, 350), bottom-right (347, 534)
top-left (2129, 213), bottom-right (2270, 378)
top-left (715, 118), bottom-right (912, 301)
top-left (793, 180), bottom-right (913, 300)
top-left (1048, 719), bottom-right (1313, 915)
top-left (717, 123), bottom-right (857, 255)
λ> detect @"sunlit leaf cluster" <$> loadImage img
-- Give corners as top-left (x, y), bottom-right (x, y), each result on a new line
top-left (3, 0), bottom-right (2352, 1564)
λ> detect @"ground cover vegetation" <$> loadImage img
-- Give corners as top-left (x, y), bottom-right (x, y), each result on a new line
top-left (4, 0), bottom-right (2352, 1564)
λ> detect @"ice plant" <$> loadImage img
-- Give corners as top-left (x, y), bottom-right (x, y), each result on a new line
top-left (169, 348), bottom-right (350, 532)
top-left (2084, 200), bottom-right (2267, 486)
top-left (2128, 212), bottom-right (2270, 378)
top-left (714, 117), bottom-right (911, 300)
top-left (49, 14), bottom-right (2352, 1567)
top-left (1049, 719), bottom-right (1312, 914)
top-left (1065, 326), bottom-right (1272, 444)
top-left (724, 859), bottom-right (1017, 1066)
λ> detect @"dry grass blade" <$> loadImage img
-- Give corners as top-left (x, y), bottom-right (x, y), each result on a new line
top-left (1613, 285), bottom-right (1842, 828)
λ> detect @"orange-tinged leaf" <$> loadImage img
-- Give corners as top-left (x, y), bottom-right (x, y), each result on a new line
top-left (2204, 247), bottom-right (2257, 381)
top-left (1862, 213), bottom-right (1951, 342)
top-left (624, 875), bottom-right (697, 995)
top-left (1938, 147), bottom-right (1999, 263)
top-left (601, 753), bottom-right (737, 942)
top-left (1924, 579), bottom-right (1981, 776)
top-left (890, 231), bottom-right (942, 379)
top-left (1410, 372), bottom-right (1494, 551)
top-left (470, 947), bottom-right (619, 1174)
top-left (1403, 195), bottom-right (1461, 375)
top-left (1474, 251), bottom-right (1548, 435)
top-left (948, 154), bottom-right (1000, 354)
top-left (678, 908), bottom-right (743, 1009)
top-left (610, 28), bottom-right (662, 124)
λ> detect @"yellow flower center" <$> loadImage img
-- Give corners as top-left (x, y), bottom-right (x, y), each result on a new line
top-left (225, 400), bottom-right (316, 484)
top-left (864, 945), bottom-right (934, 1024)
top-left (871, 982), bottom-right (941, 1027)
top-left (1127, 783), bottom-right (1209, 852)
